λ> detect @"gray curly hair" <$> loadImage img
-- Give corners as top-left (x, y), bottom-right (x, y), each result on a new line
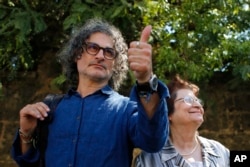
top-left (57, 18), bottom-right (128, 91)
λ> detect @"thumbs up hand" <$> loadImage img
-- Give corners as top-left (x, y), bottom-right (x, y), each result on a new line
top-left (128, 25), bottom-right (153, 83)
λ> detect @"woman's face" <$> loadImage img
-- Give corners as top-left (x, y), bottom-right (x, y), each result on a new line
top-left (169, 89), bottom-right (204, 127)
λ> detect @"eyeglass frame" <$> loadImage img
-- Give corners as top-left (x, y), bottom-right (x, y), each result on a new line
top-left (174, 95), bottom-right (204, 106)
top-left (82, 42), bottom-right (117, 60)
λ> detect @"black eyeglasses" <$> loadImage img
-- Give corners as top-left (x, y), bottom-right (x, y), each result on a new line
top-left (83, 42), bottom-right (117, 60)
top-left (175, 96), bottom-right (204, 106)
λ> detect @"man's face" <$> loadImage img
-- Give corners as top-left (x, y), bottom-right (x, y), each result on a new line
top-left (76, 32), bottom-right (115, 84)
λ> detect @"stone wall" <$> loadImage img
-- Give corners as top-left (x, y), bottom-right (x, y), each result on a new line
top-left (0, 52), bottom-right (250, 166)
top-left (1, 80), bottom-right (250, 167)
top-left (0, 51), bottom-right (62, 167)
top-left (199, 83), bottom-right (250, 151)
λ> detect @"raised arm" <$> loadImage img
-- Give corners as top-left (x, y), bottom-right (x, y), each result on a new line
top-left (128, 25), bottom-right (160, 119)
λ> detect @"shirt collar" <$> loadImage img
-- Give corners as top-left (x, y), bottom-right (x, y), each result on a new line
top-left (161, 141), bottom-right (189, 166)
top-left (161, 139), bottom-right (178, 161)
top-left (66, 85), bottom-right (113, 97)
top-left (161, 136), bottom-right (222, 166)
top-left (198, 136), bottom-right (221, 157)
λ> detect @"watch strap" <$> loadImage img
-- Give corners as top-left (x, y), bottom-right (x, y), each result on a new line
top-left (136, 74), bottom-right (158, 98)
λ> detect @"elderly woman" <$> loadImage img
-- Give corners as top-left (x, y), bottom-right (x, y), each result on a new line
top-left (135, 75), bottom-right (229, 167)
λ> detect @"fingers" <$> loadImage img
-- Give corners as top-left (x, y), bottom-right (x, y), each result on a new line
top-left (130, 41), bottom-right (151, 50)
top-left (19, 102), bottom-right (50, 134)
top-left (140, 25), bottom-right (152, 43)
top-left (128, 46), bottom-right (152, 72)
top-left (129, 25), bottom-right (152, 48)
top-left (20, 102), bottom-right (50, 120)
top-left (128, 25), bottom-right (153, 82)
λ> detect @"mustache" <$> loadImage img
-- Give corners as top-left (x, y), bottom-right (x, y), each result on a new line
top-left (89, 61), bottom-right (107, 69)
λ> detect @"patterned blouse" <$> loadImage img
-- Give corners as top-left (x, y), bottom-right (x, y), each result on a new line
top-left (135, 136), bottom-right (229, 167)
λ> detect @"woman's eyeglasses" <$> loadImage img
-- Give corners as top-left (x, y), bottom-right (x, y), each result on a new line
top-left (175, 96), bottom-right (204, 106)
top-left (83, 42), bottom-right (117, 60)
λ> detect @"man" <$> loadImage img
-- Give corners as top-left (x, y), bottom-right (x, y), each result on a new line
top-left (11, 18), bottom-right (169, 167)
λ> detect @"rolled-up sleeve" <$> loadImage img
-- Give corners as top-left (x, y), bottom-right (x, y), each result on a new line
top-left (129, 80), bottom-right (169, 152)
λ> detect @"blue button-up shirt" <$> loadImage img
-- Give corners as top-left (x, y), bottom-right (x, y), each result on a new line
top-left (11, 81), bottom-right (169, 167)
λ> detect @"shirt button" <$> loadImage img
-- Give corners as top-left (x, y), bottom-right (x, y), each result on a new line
top-left (68, 164), bottom-right (72, 167)
top-left (76, 116), bottom-right (80, 120)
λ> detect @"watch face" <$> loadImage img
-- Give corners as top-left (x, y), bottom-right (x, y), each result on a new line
top-left (150, 75), bottom-right (158, 91)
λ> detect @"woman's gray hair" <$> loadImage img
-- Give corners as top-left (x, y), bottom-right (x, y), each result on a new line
top-left (57, 18), bottom-right (128, 91)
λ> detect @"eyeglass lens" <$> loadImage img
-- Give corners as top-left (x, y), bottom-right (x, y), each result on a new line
top-left (85, 42), bottom-right (116, 60)
top-left (183, 96), bottom-right (204, 106)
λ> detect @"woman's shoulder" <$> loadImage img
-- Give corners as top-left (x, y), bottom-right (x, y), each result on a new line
top-left (198, 136), bottom-right (229, 154)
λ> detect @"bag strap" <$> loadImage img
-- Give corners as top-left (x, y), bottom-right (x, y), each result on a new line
top-left (42, 94), bottom-right (64, 122)
top-left (35, 94), bottom-right (64, 167)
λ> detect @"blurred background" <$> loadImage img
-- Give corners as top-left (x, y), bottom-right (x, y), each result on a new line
top-left (0, 0), bottom-right (250, 166)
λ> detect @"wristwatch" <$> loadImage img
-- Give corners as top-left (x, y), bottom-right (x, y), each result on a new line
top-left (136, 74), bottom-right (158, 98)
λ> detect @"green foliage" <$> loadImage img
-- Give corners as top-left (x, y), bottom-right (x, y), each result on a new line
top-left (0, 0), bottom-right (47, 81)
top-left (62, 0), bottom-right (141, 41)
top-left (0, 0), bottom-right (249, 94)
top-left (51, 74), bottom-right (67, 90)
top-left (140, 0), bottom-right (250, 85)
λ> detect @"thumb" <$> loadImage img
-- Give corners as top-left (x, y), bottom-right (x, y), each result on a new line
top-left (139, 25), bottom-right (152, 42)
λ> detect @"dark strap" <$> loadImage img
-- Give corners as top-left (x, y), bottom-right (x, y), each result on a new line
top-left (34, 94), bottom-right (64, 167)
top-left (43, 94), bottom-right (64, 122)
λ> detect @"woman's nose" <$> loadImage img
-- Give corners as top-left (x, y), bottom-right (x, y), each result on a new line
top-left (193, 100), bottom-right (203, 107)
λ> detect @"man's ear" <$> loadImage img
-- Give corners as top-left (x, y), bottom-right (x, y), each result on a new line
top-left (75, 55), bottom-right (81, 62)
